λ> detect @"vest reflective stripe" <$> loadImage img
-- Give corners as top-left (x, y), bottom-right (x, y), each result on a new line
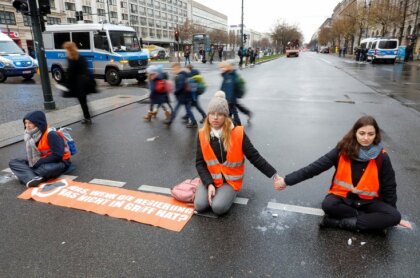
top-left (38, 129), bottom-right (71, 161)
top-left (333, 178), bottom-right (379, 197)
top-left (199, 126), bottom-right (245, 191)
top-left (329, 153), bottom-right (380, 200)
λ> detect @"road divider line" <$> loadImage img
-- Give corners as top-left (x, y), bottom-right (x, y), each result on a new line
top-left (267, 202), bottom-right (325, 216)
top-left (320, 58), bottom-right (332, 65)
top-left (89, 179), bottom-right (126, 188)
top-left (138, 185), bottom-right (249, 205)
top-left (1, 168), bottom-right (12, 173)
top-left (60, 175), bottom-right (78, 180)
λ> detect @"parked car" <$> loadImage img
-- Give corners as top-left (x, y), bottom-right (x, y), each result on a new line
top-left (366, 38), bottom-right (399, 64)
top-left (319, 46), bottom-right (330, 53)
top-left (150, 49), bottom-right (167, 59)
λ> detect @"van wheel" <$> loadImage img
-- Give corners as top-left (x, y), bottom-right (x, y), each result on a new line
top-left (136, 75), bottom-right (147, 82)
top-left (106, 68), bottom-right (121, 86)
top-left (0, 70), bottom-right (7, 83)
top-left (23, 74), bottom-right (34, 80)
top-left (52, 66), bottom-right (65, 83)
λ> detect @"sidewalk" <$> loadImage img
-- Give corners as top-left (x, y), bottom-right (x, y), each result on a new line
top-left (0, 94), bottom-right (147, 148)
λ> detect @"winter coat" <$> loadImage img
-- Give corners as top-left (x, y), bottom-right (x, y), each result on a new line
top-left (220, 70), bottom-right (237, 103)
top-left (23, 111), bottom-right (70, 168)
top-left (149, 73), bottom-right (170, 105)
top-left (196, 129), bottom-right (276, 188)
top-left (66, 56), bottom-right (96, 97)
top-left (284, 147), bottom-right (398, 208)
top-left (174, 70), bottom-right (191, 103)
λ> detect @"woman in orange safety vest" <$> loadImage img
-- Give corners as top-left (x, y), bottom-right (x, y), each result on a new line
top-left (274, 116), bottom-right (411, 232)
top-left (195, 91), bottom-right (283, 216)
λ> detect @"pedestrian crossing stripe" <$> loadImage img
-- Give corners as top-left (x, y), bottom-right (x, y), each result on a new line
top-left (60, 175), bottom-right (78, 180)
top-left (89, 178), bottom-right (126, 188)
top-left (267, 202), bottom-right (325, 216)
top-left (138, 185), bottom-right (249, 205)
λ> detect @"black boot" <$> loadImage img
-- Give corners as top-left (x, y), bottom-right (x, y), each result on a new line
top-left (319, 216), bottom-right (340, 228)
top-left (338, 217), bottom-right (358, 231)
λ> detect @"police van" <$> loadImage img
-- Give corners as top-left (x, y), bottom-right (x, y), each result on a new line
top-left (366, 38), bottom-right (399, 64)
top-left (0, 32), bottom-right (38, 83)
top-left (43, 24), bottom-right (149, 86)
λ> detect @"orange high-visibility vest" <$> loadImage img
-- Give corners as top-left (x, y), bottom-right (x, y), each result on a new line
top-left (329, 152), bottom-right (383, 200)
top-left (37, 129), bottom-right (71, 160)
top-left (199, 126), bottom-right (245, 191)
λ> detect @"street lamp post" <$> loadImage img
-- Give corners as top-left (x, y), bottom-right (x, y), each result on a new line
top-left (240, 0), bottom-right (244, 50)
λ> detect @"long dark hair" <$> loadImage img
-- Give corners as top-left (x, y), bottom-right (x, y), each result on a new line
top-left (337, 116), bottom-right (381, 159)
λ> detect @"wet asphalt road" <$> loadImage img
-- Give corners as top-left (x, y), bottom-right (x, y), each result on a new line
top-left (0, 53), bottom-right (420, 277)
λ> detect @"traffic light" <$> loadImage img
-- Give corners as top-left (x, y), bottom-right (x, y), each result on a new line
top-left (39, 0), bottom-right (51, 15)
top-left (12, 0), bottom-right (30, 15)
top-left (75, 11), bottom-right (84, 21)
top-left (40, 16), bottom-right (47, 32)
top-left (175, 30), bottom-right (179, 42)
top-left (243, 34), bottom-right (247, 43)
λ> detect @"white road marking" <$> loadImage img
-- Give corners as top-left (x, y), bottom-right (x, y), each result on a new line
top-left (138, 185), bottom-right (249, 205)
top-left (320, 58), bottom-right (332, 65)
top-left (1, 168), bottom-right (12, 173)
top-left (89, 179), bottom-right (126, 187)
top-left (60, 175), bottom-right (78, 180)
top-left (267, 202), bottom-right (325, 216)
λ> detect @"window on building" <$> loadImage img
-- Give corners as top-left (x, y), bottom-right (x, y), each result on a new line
top-left (167, 5), bottom-right (172, 13)
top-left (49, 0), bottom-right (56, 9)
top-left (108, 0), bottom-right (116, 6)
top-left (130, 15), bottom-right (139, 24)
top-left (148, 18), bottom-right (154, 27)
top-left (67, 18), bottom-right (77, 24)
top-left (82, 6), bottom-right (92, 14)
top-left (154, 1), bottom-right (160, 9)
top-left (65, 2), bottom-right (76, 11)
top-left (23, 15), bottom-right (31, 27)
top-left (141, 29), bottom-right (148, 38)
top-left (163, 30), bottom-right (168, 38)
top-left (84, 20), bottom-right (93, 23)
top-left (168, 14), bottom-right (172, 21)
top-left (173, 7), bottom-right (177, 14)
top-left (140, 17), bottom-right (147, 26)
top-left (139, 0), bottom-right (145, 5)
top-left (97, 0), bottom-right (104, 3)
top-left (120, 2), bottom-right (127, 8)
top-left (162, 21), bottom-right (167, 29)
top-left (162, 12), bottom-right (167, 20)
top-left (54, 33), bottom-right (70, 49)
top-left (122, 14), bottom-right (128, 20)
top-left (177, 0), bottom-right (182, 6)
top-left (131, 4), bottom-right (138, 13)
top-left (47, 17), bottom-right (61, 25)
top-left (148, 8), bottom-right (154, 17)
top-left (161, 4), bottom-right (166, 11)
top-left (155, 11), bottom-right (161, 18)
top-left (110, 12), bottom-right (117, 19)
top-left (146, 0), bottom-right (153, 7)
top-left (149, 28), bottom-right (155, 38)
top-left (72, 32), bottom-right (90, 49)
top-left (156, 20), bottom-right (161, 28)
top-left (156, 30), bottom-right (161, 39)
top-left (98, 9), bottom-right (106, 16)
top-left (139, 7), bottom-right (146, 16)
top-left (0, 11), bottom-right (16, 25)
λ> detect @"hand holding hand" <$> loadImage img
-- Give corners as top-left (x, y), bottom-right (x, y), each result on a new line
top-left (273, 174), bottom-right (287, 191)
top-left (208, 184), bottom-right (216, 205)
top-left (398, 219), bottom-right (412, 229)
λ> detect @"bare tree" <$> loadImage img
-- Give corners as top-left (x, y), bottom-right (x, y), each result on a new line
top-left (369, 0), bottom-right (400, 36)
top-left (271, 20), bottom-right (303, 54)
top-left (318, 27), bottom-right (333, 46)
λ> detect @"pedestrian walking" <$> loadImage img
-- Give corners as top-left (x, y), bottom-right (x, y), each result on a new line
top-left (219, 61), bottom-right (252, 126)
top-left (63, 41), bottom-right (96, 124)
top-left (9, 111), bottom-right (73, 188)
top-left (184, 45), bottom-right (191, 66)
top-left (274, 115), bottom-right (412, 232)
top-left (165, 63), bottom-right (197, 128)
top-left (209, 45), bottom-right (215, 64)
top-left (194, 91), bottom-right (282, 216)
top-left (181, 65), bottom-right (207, 124)
top-left (218, 46), bottom-right (223, 61)
top-left (237, 47), bottom-right (244, 68)
top-left (199, 47), bottom-right (206, 63)
top-left (143, 65), bottom-right (172, 122)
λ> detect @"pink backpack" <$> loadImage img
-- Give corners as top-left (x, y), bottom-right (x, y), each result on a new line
top-left (171, 177), bottom-right (201, 203)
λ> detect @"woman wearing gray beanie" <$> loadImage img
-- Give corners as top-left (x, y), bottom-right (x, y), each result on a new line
top-left (195, 91), bottom-right (283, 216)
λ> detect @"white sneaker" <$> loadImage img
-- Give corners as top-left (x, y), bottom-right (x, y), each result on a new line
top-left (26, 176), bottom-right (44, 188)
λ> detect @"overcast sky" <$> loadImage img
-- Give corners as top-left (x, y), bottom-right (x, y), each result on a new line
top-left (194, 0), bottom-right (340, 43)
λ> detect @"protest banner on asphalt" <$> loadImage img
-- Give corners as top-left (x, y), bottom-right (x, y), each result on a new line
top-left (18, 179), bottom-right (194, 232)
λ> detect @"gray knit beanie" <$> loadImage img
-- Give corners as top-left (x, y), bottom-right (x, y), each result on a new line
top-left (207, 91), bottom-right (229, 116)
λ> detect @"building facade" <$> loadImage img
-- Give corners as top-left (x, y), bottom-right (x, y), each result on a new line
top-left (0, 0), bottom-right (228, 53)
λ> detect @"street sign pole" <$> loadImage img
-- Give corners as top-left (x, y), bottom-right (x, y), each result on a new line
top-left (240, 0), bottom-right (244, 50)
top-left (28, 0), bottom-right (55, 110)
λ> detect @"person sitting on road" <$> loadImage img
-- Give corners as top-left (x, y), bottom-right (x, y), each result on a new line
top-left (274, 115), bottom-right (412, 232)
top-left (9, 111), bottom-right (72, 188)
top-left (195, 91), bottom-right (283, 216)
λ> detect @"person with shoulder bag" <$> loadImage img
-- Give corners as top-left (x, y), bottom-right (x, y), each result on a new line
top-left (195, 91), bottom-right (283, 216)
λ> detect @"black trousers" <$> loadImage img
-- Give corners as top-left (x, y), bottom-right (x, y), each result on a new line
top-left (9, 158), bottom-right (67, 185)
top-left (77, 95), bottom-right (91, 120)
top-left (322, 194), bottom-right (401, 231)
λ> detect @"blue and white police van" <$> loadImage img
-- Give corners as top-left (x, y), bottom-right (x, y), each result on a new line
top-left (0, 32), bottom-right (38, 83)
top-left (43, 24), bottom-right (149, 86)
top-left (366, 38), bottom-right (399, 64)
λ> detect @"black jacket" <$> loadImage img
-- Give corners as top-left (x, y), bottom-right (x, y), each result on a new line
top-left (196, 129), bottom-right (277, 188)
top-left (66, 56), bottom-right (94, 97)
top-left (284, 147), bottom-right (398, 208)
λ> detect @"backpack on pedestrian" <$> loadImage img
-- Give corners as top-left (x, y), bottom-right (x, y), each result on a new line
top-left (234, 73), bottom-right (246, 98)
top-left (190, 74), bottom-right (207, 95)
top-left (49, 127), bottom-right (77, 155)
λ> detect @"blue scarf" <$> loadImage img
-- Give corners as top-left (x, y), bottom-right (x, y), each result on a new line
top-left (357, 143), bottom-right (382, 162)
